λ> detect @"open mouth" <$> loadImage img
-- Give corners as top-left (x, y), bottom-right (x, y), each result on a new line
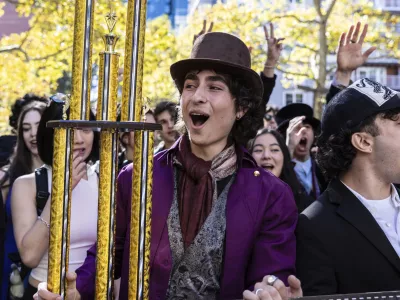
top-left (190, 113), bottom-right (209, 127)
top-left (74, 148), bottom-right (86, 156)
top-left (262, 164), bottom-right (274, 171)
top-left (299, 137), bottom-right (307, 146)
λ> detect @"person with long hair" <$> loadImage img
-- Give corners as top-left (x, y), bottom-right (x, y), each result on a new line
top-left (11, 96), bottom-right (100, 299)
top-left (37, 32), bottom-right (297, 300)
top-left (1, 101), bottom-right (47, 299)
top-left (250, 129), bottom-right (314, 212)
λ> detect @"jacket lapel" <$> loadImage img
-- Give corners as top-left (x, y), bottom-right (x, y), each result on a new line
top-left (330, 180), bottom-right (400, 273)
top-left (150, 151), bottom-right (174, 267)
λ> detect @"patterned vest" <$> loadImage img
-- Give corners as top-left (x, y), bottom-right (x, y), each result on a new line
top-left (166, 169), bottom-right (235, 299)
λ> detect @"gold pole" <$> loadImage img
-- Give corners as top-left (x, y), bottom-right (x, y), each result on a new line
top-left (120, 0), bottom-right (148, 122)
top-left (70, 0), bottom-right (95, 120)
top-left (95, 131), bottom-right (119, 299)
top-left (47, 128), bottom-right (73, 296)
top-left (95, 13), bottom-right (120, 299)
top-left (48, 0), bottom-right (95, 293)
top-left (124, 0), bottom-right (151, 297)
top-left (143, 131), bottom-right (155, 299)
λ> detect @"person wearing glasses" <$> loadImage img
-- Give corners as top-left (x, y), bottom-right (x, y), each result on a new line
top-left (10, 95), bottom-right (100, 299)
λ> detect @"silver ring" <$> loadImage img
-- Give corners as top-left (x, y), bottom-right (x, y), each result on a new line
top-left (267, 275), bottom-right (279, 286)
top-left (255, 288), bottom-right (263, 296)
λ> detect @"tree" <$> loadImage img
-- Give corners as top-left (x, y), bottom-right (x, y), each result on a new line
top-left (1, 0), bottom-right (400, 133)
top-left (182, 0), bottom-right (400, 117)
top-left (0, 0), bottom-right (178, 133)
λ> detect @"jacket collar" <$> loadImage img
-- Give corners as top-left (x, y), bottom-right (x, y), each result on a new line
top-left (156, 135), bottom-right (257, 168)
top-left (326, 179), bottom-right (400, 272)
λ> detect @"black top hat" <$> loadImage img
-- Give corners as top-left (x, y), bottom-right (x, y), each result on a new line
top-left (170, 32), bottom-right (263, 98)
top-left (275, 103), bottom-right (321, 135)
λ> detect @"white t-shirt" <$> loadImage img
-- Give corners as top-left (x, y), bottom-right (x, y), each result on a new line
top-left (342, 182), bottom-right (400, 258)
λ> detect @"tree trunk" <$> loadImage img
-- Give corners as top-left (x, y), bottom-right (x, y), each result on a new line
top-left (314, 20), bottom-right (328, 119)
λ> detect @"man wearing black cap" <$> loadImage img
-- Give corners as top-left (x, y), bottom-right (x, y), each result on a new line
top-left (296, 78), bottom-right (400, 295)
top-left (275, 103), bottom-right (326, 199)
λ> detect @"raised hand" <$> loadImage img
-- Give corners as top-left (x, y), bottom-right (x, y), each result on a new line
top-left (286, 116), bottom-right (307, 158)
top-left (336, 22), bottom-right (376, 86)
top-left (263, 23), bottom-right (284, 77)
top-left (193, 20), bottom-right (214, 44)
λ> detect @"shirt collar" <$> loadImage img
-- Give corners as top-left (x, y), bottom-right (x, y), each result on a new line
top-left (342, 181), bottom-right (400, 208)
top-left (293, 157), bottom-right (312, 175)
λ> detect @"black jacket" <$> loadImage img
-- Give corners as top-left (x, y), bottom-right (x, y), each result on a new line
top-left (296, 179), bottom-right (400, 296)
top-left (260, 72), bottom-right (277, 107)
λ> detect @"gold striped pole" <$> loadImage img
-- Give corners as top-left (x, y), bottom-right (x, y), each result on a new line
top-left (120, 0), bottom-right (148, 122)
top-left (47, 127), bottom-right (73, 297)
top-left (47, 0), bottom-right (95, 295)
top-left (121, 0), bottom-right (154, 299)
top-left (95, 14), bottom-right (120, 300)
top-left (70, 0), bottom-right (95, 121)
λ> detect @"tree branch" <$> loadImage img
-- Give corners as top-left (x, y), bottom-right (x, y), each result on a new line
top-left (277, 66), bottom-right (311, 78)
top-left (313, 0), bottom-right (322, 17)
top-left (0, 44), bottom-right (72, 62)
top-left (298, 84), bottom-right (328, 94)
top-left (0, 45), bottom-right (29, 61)
top-left (325, 0), bottom-right (337, 20)
top-left (295, 43), bottom-right (318, 54)
top-left (30, 46), bottom-right (73, 61)
top-left (269, 14), bottom-right (319, 25)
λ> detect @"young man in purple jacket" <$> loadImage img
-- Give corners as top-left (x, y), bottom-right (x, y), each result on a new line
top-left (36, 32), bottom-right (297, 300)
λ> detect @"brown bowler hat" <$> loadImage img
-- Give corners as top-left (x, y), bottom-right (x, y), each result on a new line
top-left (170, 32), bottom-right (263, 98)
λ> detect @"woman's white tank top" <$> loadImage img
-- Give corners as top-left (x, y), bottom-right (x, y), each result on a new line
top-left (30, 163), bottom-right (98, 282)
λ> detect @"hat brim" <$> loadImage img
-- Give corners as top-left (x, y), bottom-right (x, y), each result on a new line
top-left (170, 58), bottom-right (263, 98)
top-left (277, 117), bottom-right (321, 135)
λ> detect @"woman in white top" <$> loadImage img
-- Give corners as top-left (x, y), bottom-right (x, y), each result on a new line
top-left (11, 95), bottom-right (100, 299)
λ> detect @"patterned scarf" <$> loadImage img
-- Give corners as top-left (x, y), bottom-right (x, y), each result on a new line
top-left (174, 135), bottom-right (237, 249)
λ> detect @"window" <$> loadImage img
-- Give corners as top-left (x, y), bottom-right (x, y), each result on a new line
top-left (286, 94), bottom-right (293, 105)
top-left (296, 94), bottom-right (303, 103)
top-left (359, 71), bottom-right (367, 78)
top-left (284, 92), bottom-right (305, 105)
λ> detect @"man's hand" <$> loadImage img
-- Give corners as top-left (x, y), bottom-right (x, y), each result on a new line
top-left (33, 272), bottom-right (81, 300)
top-left (263, 23), bottom-right (284, 78)
top-left (336, 22), bottom-right (376, 86)
top-left (243, 275), bottom-right (303, 300)
top-left (286, 116), bottom-right (306, 159)
top-left (193, 20), bottom-right (213, 44)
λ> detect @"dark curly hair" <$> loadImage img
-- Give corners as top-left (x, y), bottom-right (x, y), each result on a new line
top-left (317, 108), bottom-right (400, 181)
top-left (175, 70), bottom-right (263, 146)
top-left (154, 100), bottom-right (178, 123)
top-left (9, 93), bottom-right (49, 133)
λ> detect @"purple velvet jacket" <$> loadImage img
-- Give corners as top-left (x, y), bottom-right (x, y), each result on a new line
top-left (76, 142), bottom-right (297, 299)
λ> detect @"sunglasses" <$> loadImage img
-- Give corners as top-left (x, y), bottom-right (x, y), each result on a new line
top-left (264, 114), bottom-right (273, 121)
top-left (49, 93), bottom-right (70, 105)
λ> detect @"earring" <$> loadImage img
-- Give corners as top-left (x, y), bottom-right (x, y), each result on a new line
top-left (236, 115), bottom-right (241, 120)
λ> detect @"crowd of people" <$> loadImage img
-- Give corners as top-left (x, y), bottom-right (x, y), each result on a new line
top-left (0, 20), bottom-right (399, 300)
